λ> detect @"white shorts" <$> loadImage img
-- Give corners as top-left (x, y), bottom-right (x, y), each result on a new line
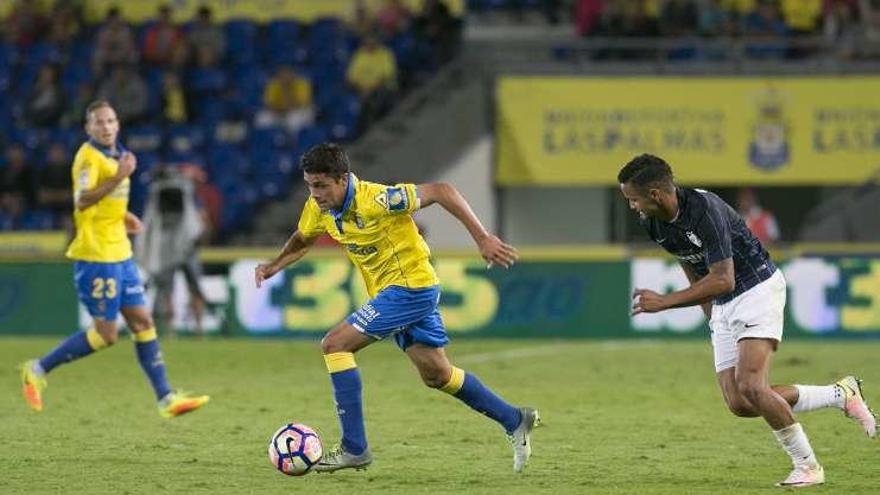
top-left (709, 270), bottom-right (786, 373)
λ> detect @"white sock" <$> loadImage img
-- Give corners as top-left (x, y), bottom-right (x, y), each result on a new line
top-left (31, 361), bottom-right (46, 377)
top-left (773, 423), bottom-right (819, 468)
top-left (793, 384), bottom-right (844, 412)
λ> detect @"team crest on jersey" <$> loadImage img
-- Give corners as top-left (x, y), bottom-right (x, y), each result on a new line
top-left (686, 231), bottom-right (703, 247)
top-left (78, 169), bottom-right (90, 189)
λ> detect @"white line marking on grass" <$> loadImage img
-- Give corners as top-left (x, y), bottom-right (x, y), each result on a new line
top-left (456, 344), bottom-right (571, 364)
top-left (456, 340), bottom-right (666, 364)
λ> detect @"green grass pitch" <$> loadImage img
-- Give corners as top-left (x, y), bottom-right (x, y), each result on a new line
top-left (1, 337), bottom-right (877, 494)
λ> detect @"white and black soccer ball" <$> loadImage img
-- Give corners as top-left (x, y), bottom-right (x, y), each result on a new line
top-left (268, 423), bottom-right (323, 476)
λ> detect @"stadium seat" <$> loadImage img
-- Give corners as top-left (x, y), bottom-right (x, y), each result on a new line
top-left (208, 144), bottom-right (250, 177)
top-left (124, 125), bottom-right (163, 153)
top-left (23, 42), bottom-right (61, 68)
top-left (294, 125), bottom-right (329, 153)
top-left (225, 19), bottom-right (258, 64)
top-left (265, 19), bottom-right (305, 66)
top-left (20, 210), bottom-right (56, 231)
top-left (10, 127), bottom-right (47, 153)
top-left (49, 129), bottom-right (84, 152)
top-left (249, 127), bottom-right (290, 151)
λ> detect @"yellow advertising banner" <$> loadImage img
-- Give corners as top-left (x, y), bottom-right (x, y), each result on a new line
top-left (80, 0), bottom-right (463, 23)
top-left (496, 77), bottom-right (880, 186)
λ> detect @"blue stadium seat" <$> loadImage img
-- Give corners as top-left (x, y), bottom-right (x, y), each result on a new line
top-left (49, 129), bottom-right (84, 151)
top-left (20, 210), bottom-right (56, 231)
top-left (0, 212), bottom-right (14, 231)
top-left (249, 127), bottom-right (289, 151)
top-left (208, 144), bottom-right (250, 177)
top-left (124, 125), bottom-right (163, 153)
top-left (225, 19), bottom-right (258, 64)
top-left (10, 127), bottom-right (47, 153)
top-left (265, 19), bottom-right (304, 66)
top-left (166, 125), bottom-right (206, 163)
top-left (294, 125), bottom-right (329, 153)
top-left (187, 66), bottom-right (227, 94)
top-left (23, 42), bottom-right (61, 68)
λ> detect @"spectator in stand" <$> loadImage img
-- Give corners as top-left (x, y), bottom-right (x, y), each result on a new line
top-left (35, 143), bottom-right (73, 230)
top-left (96, 65), bottom-right (149, 124)
top-left (61, 81), bottom-right (95, 128)
top-left (576, 0), bottom-right (605, 36)
top-left (347, 35), bottom-right (398, 133)
top-left (143, 4), bottom-right (186, 68)
top-left (742, 0), bottom-right (788, 58)
top-left (92, 7), bottom-right (138, 76)
top-left (348, 0), bottom-right (377, 38)
top-left (698, 0), bottom-right (737, 37)
top-left (824, 0), bottom-right (863, 58)
top-left (3, 0), bottom-right (45, 48)
top-left (25, 64), bottom-right (65, 127)
top-left (162, 71), bottom-right (188, 124)
top-left (661, 0), bottom-right (700, 36)
top-left (858, 0), bottom-right (880, 58)
top-left (186, 45), bottom-right (226, 121)
top-left (376, 0), bottom-right (412, 38)
top-left (782, 0), bottom-right (823, 35)
top-left (737, 188), bottom-right (780, 244)
top-left (0, 144), bottom-right (35, 225)
top-left (188, 5), bottom-right (225, 65)
top-left (416, 0), bottom-right (461, 65)
top-left (255, 66), bottom-right (314, 135)
top-left (47, 1), bottom-right (82, 47)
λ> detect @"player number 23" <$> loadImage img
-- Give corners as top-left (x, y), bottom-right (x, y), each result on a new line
top-left (91, 278), bottom-right (118, 299)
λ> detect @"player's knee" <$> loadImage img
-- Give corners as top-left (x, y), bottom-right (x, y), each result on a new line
top-left (129, 316), bottom-right (154, 334)
top-left (96, 328), bottom-right (119, 345)
top-left (321, 334), bottom-right (344, 355)
top-left (421, 372), bottom-right (448, 389)
top-left (736, 379), bottom-right (766, 403)
top-left (420, 366), bottom-right (452, 389)
top-left (726, 399), bottom-right (757, 417)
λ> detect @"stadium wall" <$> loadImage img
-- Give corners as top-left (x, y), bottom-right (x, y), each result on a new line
top-left (415, 137), bottom-right (496, 249)
top-left (3, 247), bottom-right (879, 339)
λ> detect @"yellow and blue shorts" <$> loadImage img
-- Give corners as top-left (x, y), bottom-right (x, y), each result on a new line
top-left (74, 258), bottom-right (146, 320)
top-left (347, 285), bottom-right (448, 350)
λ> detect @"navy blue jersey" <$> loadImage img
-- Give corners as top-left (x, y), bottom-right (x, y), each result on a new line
top-left (641, 187), bottom-right (776, 304)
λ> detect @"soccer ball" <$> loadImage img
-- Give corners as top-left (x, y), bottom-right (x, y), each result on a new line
top-left (268, 423), bottom-right (323, 476)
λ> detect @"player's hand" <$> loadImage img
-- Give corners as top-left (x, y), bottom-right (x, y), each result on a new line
top-left (631, 289), bottom-right (668, 315)
top-left (478, 234), bottom-right (518, 269)
top-left (125, 213), bottom-right (144, 235)
top-left (255, 263), bottom-right (278, 289)
top-left (116, 152), bottom-right (137, 179)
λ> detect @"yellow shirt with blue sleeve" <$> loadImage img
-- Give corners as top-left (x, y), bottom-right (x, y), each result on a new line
top-left (65, 140), bottom-right (132, 263)
top-left (297, 174), bottom-right (439, 298)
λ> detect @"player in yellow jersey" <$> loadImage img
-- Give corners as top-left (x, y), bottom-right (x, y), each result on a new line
top-left (19, 100), bottom-right (209, 419)
top-left (255, 143), bottom-right (540, 473)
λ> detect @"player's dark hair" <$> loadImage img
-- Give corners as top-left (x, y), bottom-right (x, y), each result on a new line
top-left (84, 99), bottom-right (114, 121)
top-left (299, 143), bottom-right (350, 179)
top-left (617, 154), bottom-right (675, 191)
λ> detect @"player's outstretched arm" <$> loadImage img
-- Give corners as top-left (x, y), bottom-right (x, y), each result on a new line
top-left (632, 258), bottom-right (734, 315)
top-left (417, 182), bottom-right (518, 268)
top-left (255, 230), bottom-right (317, 288)
top-left (76, 152), bottom-right (137, 210)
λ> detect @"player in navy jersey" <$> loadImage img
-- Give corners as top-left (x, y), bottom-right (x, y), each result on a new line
top-left (618, 154), bottom-right (876, 488)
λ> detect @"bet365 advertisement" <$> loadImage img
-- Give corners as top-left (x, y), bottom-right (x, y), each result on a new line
top-left (1, 256), bottom-right (878, 337)
top-left (496, 77), bottom-right (880, 186)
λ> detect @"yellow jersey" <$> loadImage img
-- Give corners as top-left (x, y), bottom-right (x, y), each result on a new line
top-left (297, 174), bottom-right (439, 297)
top-left (65, 141), bottom-right (132, 263)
